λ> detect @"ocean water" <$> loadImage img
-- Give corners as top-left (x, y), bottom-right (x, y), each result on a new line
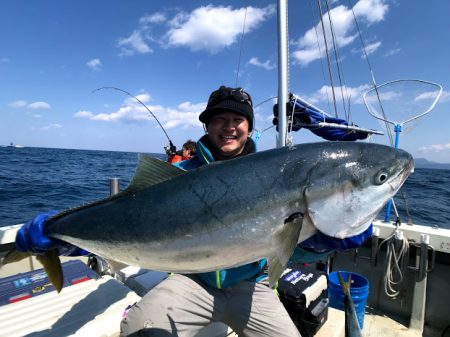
top-left (0, 146), bottom-right (449, 229)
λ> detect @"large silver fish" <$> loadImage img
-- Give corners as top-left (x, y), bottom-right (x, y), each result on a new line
top-left (3, 142), bottom-right (413, 291)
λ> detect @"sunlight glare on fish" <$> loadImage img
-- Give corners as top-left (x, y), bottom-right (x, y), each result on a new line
top-left (323, 150), bottom-right (349, 160)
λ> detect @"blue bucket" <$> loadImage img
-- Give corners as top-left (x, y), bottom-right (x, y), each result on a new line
top-left (328, 271), bottom-right (369, 329)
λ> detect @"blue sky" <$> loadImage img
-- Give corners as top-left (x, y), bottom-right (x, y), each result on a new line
top-left (1, 0), bottom-right (449, 162)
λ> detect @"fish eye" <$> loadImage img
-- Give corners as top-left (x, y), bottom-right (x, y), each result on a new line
top-left (374, 170), bottom-right (389, 185)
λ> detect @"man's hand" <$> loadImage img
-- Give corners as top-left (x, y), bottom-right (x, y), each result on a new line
top-left (16, 211), bottom-right (89, 256)
top-left (16, 210), bottom-right (59, 254)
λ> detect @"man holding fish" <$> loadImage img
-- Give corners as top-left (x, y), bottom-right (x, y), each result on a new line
top-left (9, 85), bottom-right (413, 336)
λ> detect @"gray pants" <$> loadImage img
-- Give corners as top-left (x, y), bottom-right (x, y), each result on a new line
top-left (120, 274), bottom-right (301, 337)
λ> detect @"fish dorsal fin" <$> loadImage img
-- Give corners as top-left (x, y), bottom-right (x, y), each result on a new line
top-left (124, 154), bottom-right (186, 193)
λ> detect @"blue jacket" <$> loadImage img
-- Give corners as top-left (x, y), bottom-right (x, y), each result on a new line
top-left (174, 137), bottom-right (267, 289)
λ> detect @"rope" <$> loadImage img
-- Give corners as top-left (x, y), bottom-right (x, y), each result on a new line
top-left (377, 222), bottom-right (410, 298)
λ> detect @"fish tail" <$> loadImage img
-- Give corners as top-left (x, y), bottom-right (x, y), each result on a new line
top-left (337, 272), bottom-right (363, 337)
top-left (36, 250), bottom-right (64, 293)
top-left (2, 248), bottom-right (64, 293)
top-left (1, 247), bottom-right (32, 265)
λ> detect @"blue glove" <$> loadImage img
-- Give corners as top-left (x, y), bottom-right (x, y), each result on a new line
top-left (16, 210), bottom-right (59, 254)
top-left (16, 211), bottom-right (89, 256)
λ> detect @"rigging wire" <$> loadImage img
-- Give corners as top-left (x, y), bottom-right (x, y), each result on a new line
top-left (347, 0), bottom-right (414, 232)
top-left (347, 0), bottom-right (394, 147)
top-left (317, 0), bottom-right (339, 118)
top-left (235, 4), bottom-right (249, 87)
top-left (92, 86), bottom-right (175, 149)
top-left (324, 0), bottom-right (351, 121)
top-left (401, 191), bottom-right (413, 225)
top-left (254, 96), bottom-right (277, 109)
top-left (308, 0), bottom-right (334, 116)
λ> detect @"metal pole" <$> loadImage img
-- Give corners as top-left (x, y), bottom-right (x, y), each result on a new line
top-left (277, 0), bottom-right (288, 148)
top-left (110, 178), bottom-right (120, 196)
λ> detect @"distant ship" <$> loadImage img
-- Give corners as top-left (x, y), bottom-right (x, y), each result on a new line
top-left (6, 142), bottom-right (24, 148)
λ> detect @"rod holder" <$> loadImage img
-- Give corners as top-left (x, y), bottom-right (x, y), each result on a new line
top-left (371, 227), bottom-right (380, 267)
top-left (110, 178), bottom-right (120, 196)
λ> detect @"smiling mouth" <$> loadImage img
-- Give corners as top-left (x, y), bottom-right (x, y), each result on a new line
top-left (220, 135), bottom-right (237, 142)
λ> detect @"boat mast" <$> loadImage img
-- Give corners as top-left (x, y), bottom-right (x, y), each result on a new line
top-left (277, 0), bottom-right (289, 148)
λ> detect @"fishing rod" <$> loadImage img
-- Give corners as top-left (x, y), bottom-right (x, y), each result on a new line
top-left (92, 86), bottom-right (176, 154)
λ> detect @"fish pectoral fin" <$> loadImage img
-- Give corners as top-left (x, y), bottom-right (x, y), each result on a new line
top-left (36, 249), bottom-right (64, 293)
top-left (267, 256), bottom-right (283, 289)
top-left (124, 154), bottom-right (186, 194)
top-left (1, 248), bottom-right (32, 266)
top-left (268, 213), bottom-right (304, 288)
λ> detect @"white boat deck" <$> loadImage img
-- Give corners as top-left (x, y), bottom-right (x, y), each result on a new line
top-left (0, 276), bottom-right (141, 337)
top-left (0, 271), bottom-right (429, 337)
top-left (1, 223), bottom-right (448, 336)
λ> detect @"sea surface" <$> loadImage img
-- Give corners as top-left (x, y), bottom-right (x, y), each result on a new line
top-left (0, 146), bottom-right (449, 229)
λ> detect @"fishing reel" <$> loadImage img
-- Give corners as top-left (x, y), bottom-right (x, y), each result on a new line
top-left (164, 141), bottom-right (177, 157)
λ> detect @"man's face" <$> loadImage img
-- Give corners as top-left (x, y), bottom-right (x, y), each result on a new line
top-left (207, 111), bottom-right (250, 160)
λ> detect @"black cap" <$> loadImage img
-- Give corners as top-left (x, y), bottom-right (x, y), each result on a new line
top-left (199, 86), bottom-right (254, 131)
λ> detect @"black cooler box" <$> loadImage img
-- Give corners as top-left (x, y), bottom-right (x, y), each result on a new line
top-left (277, 264), bottom-right (329, 337)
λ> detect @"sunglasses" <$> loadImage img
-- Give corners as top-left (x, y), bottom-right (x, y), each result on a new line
top-left (208, 86), bottom-right (253, 107)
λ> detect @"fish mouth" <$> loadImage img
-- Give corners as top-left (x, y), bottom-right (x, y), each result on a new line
top-left (388, 158), bottom-right (414, 192)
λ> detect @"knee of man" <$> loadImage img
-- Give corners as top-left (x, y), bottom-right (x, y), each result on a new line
top-left (120, 302), bottom-right (152, 336)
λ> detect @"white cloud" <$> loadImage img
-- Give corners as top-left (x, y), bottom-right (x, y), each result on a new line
top-left (292, 0), bottom-right (388, 66)
top-left (0, 57), bottom-right (9, 63)
top-left (117, 5), bottom-right (274, 56)
top-left (424, 90), bottom-right (450, 103)
top-left (28, 101), bottom-right (51, 109)
top-left (300, 84), bottom-right (371, 105)
top-left (165, 5), bottom-right (275, 53)
top-left (163, 102), bottom-right (205, 129)
top-left (87, 58), bottom-right (102, 70)
top-left (74, 110), bottom-right (94, 118)
top-left (384, 48), bottom-right (401, 57)
top-left (118, 30), bottom-right (153, 56)
top-left (41, 123), bottom-right (62, 130)
top-left (8, 100), bottom-right (27, 108)
top-left (248, 57), bottom-right (275, 70)
top-left (414, 90), bottom-right (444, 102)
top-left (139, 12), bottom-right (166, 25)
top-left (364, 41), bottom-right (382, 56)
top-left (353, 0), bottom-right (389, 25)
top-left (75, 93), bottom-right (205, 129)
top-left (362, 88), bottom-right (402, 105)
top-left (418, 143), bottom-right (450, 153)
